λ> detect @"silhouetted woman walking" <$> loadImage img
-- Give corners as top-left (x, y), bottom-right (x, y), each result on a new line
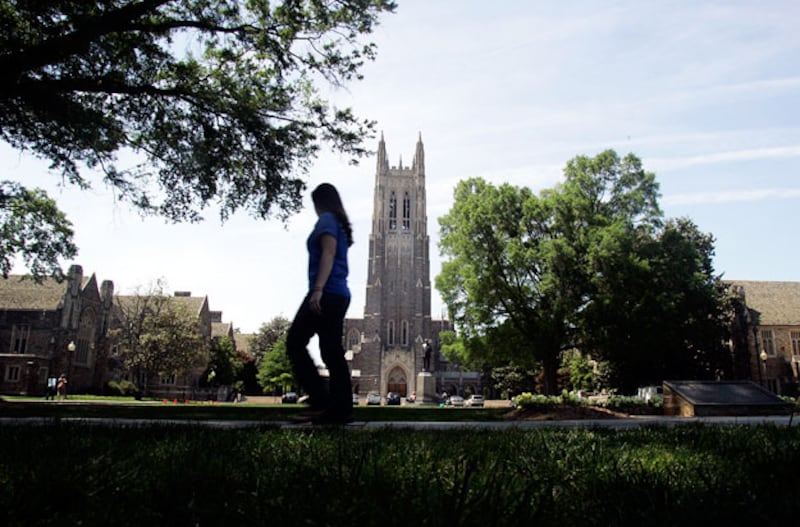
top-left (286, 183), bottom-right (353, 424)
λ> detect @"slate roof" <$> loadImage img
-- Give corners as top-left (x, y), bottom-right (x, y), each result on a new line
top-left (115, 294), bottom-right (207, 316)
top-left (171, 295), bottom-right (207, 316)
top-left (727, 280), bottom-right (800, 326)
top-left (212, 321), bottom-right (232, 338)
top-left (0, 274), bottom-right (81, 311)
top-left (234, 333), bottom-right (256, 356)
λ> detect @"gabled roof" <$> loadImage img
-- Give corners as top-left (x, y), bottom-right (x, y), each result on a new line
top-left (115, 294), bottom-right (208, 317)
top-left (0, 274), bottom-right (74, 311)
top-left (171, 295), bottom-right (208, 316)
top-left (234, 333), bottom-right (256, 356)
top-left (212, 321), bottom-right (232, 338)
top-left (727, 280), bottom-right (800, 326)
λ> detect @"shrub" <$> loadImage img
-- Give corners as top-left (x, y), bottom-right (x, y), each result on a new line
top-left (512, 391), bottom-right (587, 410)
top-left (600, 395), bottom-right (663, 415)
top-left (107, 380), bottom-right (138, 397)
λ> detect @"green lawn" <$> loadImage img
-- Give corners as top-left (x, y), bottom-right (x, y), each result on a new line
top-left (1, 422), bottom-right (799, 526)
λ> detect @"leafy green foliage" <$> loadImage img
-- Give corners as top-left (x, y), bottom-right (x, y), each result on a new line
top-left (0, 0), bottom-right (395, 278)
top-left (1, 0), bottom-right (396, 221)
top-left (562, 350), bottom-right (597, 392)
top-left (250, 316), bottom-right (291, 363)
top-left (0, 182), bottom-right (77, 280)
top-left (251, 316), bottom-right (294, 393)
top-left (201, 336), bottom-right (241, 386)
top-left (490, 365), bottom-right (538, 398)
top-left (106, 379), bottom-right (138, 396)
top-left (256, 337), bottom-right (295, 393)
top-left (110, 281), bottom-right (209, 393)
top-left (437, 150), bottom-right (731, 394)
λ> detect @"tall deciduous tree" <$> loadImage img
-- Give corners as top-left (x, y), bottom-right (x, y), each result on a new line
top-left (581, 218), bottom-right (733, 392)
top-left (251, 316), bottom-right (294, 393)
top-left (250, 316), bottom-right (291, 363)
top-left (436, 150), bottom-right (731, 394)
top-left (201, 335), bottom-right (241, 387)
top-left (0, 0), bottom-right (395, 276)
top-left (437, 178), bottom-right (573, 394)
top-left (257, 338), bottom-right (295, 394)
top-left (0, 182), bottom-right (77, 280)
top-left (111, 281), bottom-right (209, 395)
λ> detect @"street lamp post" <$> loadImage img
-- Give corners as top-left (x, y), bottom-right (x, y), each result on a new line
top-left (66, 340), bottom-right (76, 398)
top-left (760, 350), bottom-right (769, 391)
top-left (753, 328), bottom-right (763, 386)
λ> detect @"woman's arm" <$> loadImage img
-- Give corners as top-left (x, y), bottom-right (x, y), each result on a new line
top-left (309, 233), bottom-right (336, 313)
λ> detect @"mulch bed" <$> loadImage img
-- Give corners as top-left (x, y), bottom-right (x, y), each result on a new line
top-left (507, 404), bottom-right (644, 420)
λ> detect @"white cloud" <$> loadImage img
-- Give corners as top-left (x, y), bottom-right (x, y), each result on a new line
top-left (651, 145), bottom-right (800, 172)
top-left (663, 188), bottom-right (800, 206)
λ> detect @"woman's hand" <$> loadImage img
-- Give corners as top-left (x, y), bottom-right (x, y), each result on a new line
top-left (309, 289), bottom-right (323, 313)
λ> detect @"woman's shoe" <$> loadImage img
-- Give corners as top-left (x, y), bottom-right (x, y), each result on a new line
top-left (311, 410), bottom-right (354, 425)
top-left (290, 409), bottom-right (326, 423)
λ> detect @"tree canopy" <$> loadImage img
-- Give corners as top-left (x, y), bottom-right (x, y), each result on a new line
top-left (0, 182), bottom-right (77, 280)
top-left (110, 281), bottom-right (209, 394)
top-left (0, 0), bottom-right (395, 276)
top-left (251, 316), bottom-right (294, 393)
top-left (436, 150), bottom-right (732, 394)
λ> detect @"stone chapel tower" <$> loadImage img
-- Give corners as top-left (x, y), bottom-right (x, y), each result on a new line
top-left (345, 133), bottom-right (447, 397)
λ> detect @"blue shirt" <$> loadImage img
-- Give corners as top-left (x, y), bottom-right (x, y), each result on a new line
top-left (307, 212), bottom-right (350, 297)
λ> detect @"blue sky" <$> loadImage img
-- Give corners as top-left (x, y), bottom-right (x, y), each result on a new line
top-left (3, 0), bottom-right (800, 334)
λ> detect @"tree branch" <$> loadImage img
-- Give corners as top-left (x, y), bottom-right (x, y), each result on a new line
top-left (1, 0), bottom-right (172, 78)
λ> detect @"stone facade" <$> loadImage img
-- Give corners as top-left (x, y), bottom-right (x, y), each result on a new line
top-left (728, 281), bottom-right (800, 395)
top-left (0, 266), bottom-right (224, 398)
top-left (0, 265), bottom-right (114, 395)
top-left (344, 134), bottom-right (482, 399)
top-left (111, 291), bottom-right (213, 399)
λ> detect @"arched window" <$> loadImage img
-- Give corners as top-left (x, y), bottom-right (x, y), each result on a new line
top-left (389, 192), bottom-right (397, 230)
top-left (402, 192), bottom-right (410, 229)
top-left (387, 320), bottom-right (395, 346)
top-left (401, 320), bottom-right (409, 346)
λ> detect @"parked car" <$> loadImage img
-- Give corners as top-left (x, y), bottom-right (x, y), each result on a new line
top-left (352, 393), bottom-right (360, 405)
top-left (448, 395), bottom-right (465, 407)
top-left (465, 394), bottom-right (484, 407)
top-left (385, 391), bottom-right (401, 405)
top-left (366, 392), bottom-right (381, 405)
top-left (281, 391), bottom-right (298, 404)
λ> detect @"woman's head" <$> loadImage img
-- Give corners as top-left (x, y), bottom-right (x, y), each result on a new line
top-left (311, 183), bottom-right (344, 214)
top-left (311, 183), bottom-right (354, 246)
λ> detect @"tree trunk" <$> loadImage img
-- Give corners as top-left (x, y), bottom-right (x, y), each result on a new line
top-left (541, 353), bottom-right (560, 395)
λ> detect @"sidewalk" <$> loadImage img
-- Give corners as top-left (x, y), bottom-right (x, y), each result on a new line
top-left (1, 414), bottom-right (796, 429)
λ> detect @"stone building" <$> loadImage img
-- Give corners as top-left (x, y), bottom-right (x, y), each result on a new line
top-left (0, 264), bottom-right (232, 398)
top-left (111, 290), bottom-right (214, 399)
top-left (728, 280), bottom-right (800, 395)
top-left (344, 134), bottom-right (483, 399)
top-left (0, 265), bottom-right (114, 395)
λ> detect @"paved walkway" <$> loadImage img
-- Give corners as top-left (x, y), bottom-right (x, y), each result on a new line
top-left (1, 414), bottom-right (796, 429)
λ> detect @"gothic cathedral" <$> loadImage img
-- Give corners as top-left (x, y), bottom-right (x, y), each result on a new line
top-left (344, 133), bottom-right (451, 398)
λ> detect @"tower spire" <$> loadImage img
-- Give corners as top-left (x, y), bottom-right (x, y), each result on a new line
top-left (412, 131), bottom-right (425, 175)
top-left (376, 131), bottom-right (388, 172)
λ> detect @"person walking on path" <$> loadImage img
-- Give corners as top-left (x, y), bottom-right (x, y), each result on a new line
top-left (56, 374), bottom-right (68, 400)
top-left (286, 183), bottom-right (354, 425)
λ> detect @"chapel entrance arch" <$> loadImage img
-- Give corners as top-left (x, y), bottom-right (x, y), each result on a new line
top-left (386, 366), bottom-right (408, 397)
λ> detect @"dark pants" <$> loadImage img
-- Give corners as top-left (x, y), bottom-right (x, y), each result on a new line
top-left (286, 292), bottom-right (352, 417)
